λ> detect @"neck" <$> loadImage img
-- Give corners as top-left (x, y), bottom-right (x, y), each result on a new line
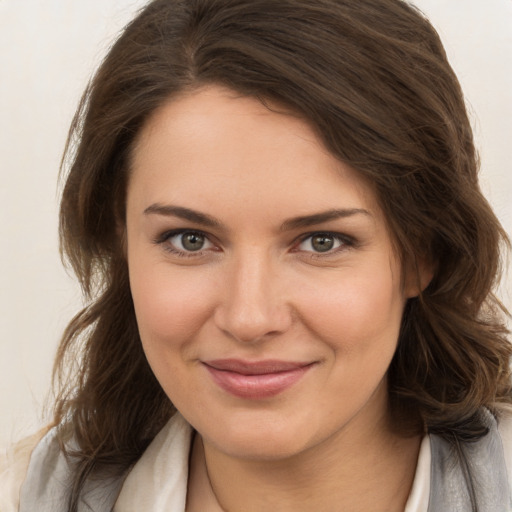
top-left (187, 393), bottom-right (421, 512)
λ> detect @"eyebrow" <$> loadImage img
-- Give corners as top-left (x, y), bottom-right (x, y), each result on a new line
top-left (279, 208), bottom-right (371, 231)
top-left (144, 204), bottom-right (222, 228)
top-left (143, 204), bottom-right (371, 231)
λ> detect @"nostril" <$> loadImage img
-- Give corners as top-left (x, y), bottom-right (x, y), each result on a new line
top-left (213, 301), bottom-right (292, 344)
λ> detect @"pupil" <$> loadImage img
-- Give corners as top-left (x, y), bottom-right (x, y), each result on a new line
top-left (182, 232), bottom-right (204, 251)
top-left (312, 235), bottom-right (334, 252)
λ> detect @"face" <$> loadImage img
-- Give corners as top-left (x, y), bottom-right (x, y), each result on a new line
top-left (126, 85), bottom-right (418, 461)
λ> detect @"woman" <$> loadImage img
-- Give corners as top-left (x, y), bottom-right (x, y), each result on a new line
top-left (2, 0), bottom-right (512, 510)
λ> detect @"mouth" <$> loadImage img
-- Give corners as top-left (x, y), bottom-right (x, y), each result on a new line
top-left (202, 359), bottom-right (316, 399)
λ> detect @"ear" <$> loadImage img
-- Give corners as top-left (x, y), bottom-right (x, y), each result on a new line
top-left (403, 255), bottom-right (434, 299)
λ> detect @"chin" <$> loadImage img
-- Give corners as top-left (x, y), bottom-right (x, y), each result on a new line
top-left (213, 431), bottom-right (311, 462)
top-left (196, 407), bottom-right (325, 461)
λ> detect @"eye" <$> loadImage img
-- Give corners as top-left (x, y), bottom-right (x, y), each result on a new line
top-left (297, 233), bottom-right (351, 254)
top-left (171, 231), bottom-right (211, 252)
top-left (156, 230), bottom-right (215, 255)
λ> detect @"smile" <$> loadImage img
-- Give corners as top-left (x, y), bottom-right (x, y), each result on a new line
top-left (202, 359), bottom-right (315, 399)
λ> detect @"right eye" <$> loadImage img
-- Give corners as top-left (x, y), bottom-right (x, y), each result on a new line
top-left (155, 230), bottom-right (215, 257)
top-left (171, 231), bottom-right (211, 251)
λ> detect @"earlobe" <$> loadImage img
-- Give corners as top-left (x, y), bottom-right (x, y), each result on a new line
top-left (404, 256), bottom-right (434, 298)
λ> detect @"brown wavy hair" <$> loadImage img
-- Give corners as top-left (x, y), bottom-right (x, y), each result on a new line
top-left (53, 0), bottom-right (512, 507)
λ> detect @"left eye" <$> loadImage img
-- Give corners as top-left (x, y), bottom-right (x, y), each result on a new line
top-left (298, 233), bottom-right (345, 253)
top-left (168, 231), bottom-right (214, 252)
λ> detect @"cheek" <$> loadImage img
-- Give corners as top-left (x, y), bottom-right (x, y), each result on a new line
top-left (128, 261), bottom-right (220, 408)
top-left (128, 259), bottom-right (217, 350)
top-left (297, 269), bottom-right (405, 354)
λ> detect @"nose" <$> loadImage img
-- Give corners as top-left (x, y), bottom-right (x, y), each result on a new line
top-left (213, 251), bottom-right (293, 344)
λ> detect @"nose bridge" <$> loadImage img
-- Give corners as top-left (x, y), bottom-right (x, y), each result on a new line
top-left (215, 247), bottom-right (290, 343)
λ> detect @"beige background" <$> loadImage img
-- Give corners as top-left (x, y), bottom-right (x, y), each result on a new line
top-left (1, 0), bottom-right (511, 447)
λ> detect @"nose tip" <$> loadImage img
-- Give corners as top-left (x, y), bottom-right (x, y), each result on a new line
top-left (215, 305), bottom-right (287, 344)
top-left (213, 259), bottom-right (292, 344)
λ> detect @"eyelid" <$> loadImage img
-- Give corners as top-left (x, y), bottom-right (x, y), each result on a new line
top-left (153, 228), bottom-right (218, 256)
top-left (293, 231), bottom-right (355, 254)
top-left (153, 229), bottom-right (356, 258)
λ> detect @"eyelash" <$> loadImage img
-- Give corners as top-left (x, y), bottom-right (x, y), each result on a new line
top-left (153, 229), bottom-right (356, 258)
top-left (153, 229), bottom-right (216, 258)
top-left (294, 231), bottom-right (356, 258)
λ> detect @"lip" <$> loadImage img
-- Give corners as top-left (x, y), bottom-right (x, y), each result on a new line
top-left (203, 359), bottom-right (315, 399)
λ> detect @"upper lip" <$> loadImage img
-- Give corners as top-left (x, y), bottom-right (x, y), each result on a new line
top-left (203, 359), bottom-right (314, 375)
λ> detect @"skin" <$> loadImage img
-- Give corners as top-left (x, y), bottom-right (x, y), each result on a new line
top-left (125, 85), bottom-right (425, 511)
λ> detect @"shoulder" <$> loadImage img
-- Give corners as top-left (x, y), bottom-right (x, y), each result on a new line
top-left (0, 428), bottom-right (49, 512)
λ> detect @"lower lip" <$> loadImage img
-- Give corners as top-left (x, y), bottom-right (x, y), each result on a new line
top-left (204, 364), bottom-right (313, 399)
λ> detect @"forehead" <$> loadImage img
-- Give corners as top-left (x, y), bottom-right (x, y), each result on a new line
top-left (128, 85), bottom-right (381, 222)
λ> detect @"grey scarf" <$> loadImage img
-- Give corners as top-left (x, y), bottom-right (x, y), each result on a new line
top-left (19, 409), bottom-right (512, 511)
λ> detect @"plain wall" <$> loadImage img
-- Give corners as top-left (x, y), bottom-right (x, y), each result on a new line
top-left (1, 0), bottom-right (511, 447)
